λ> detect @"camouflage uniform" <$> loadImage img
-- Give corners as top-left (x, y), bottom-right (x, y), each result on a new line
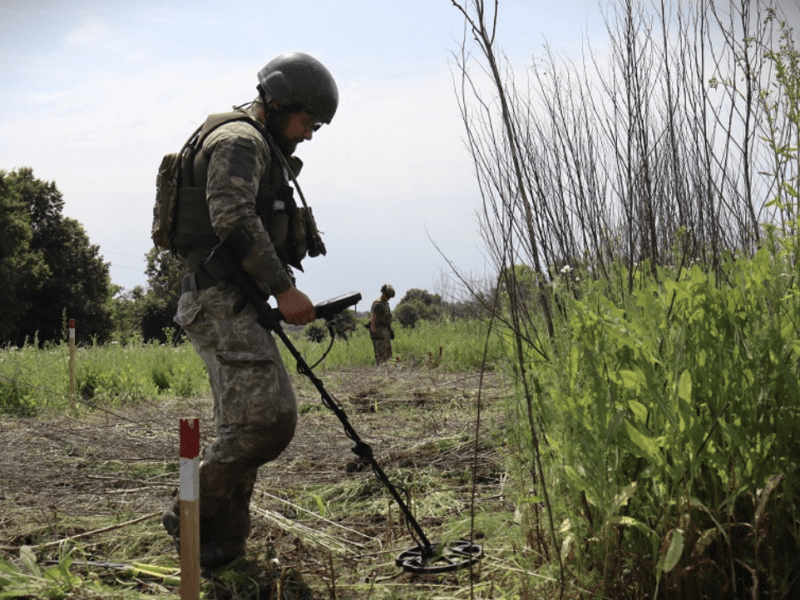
top-left (163, 102), bottom-right (299, 566)
top-left (370, 296), bottom-right (393, 365)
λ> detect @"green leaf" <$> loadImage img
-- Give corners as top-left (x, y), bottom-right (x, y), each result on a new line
top-left (608, 515), bottom-right (655, 538)
top-left (624, 420), bottom-right (661, 463)
top-left (692, 528), bottom-right (718, 557)
top-left (628, 400), bottom-right (648, 423)
top-left (689, 498), bottom-right (729, 543)
top-left (618, 369), bottom-right (642, 391)
top-left (755, 474), bottom-right (784, 526)
top-left (609, 482), bottom-right (638, 515)
top-left (678, 370), bottom-right (692, 402)
top-left (559, 517), bottom-right (573, 535)
top-left (0, 560), bottom-right (23, 576)
top-left (18, 546), bottom-right (41, 578)
top-left (657, 529), bottom-right (684, 574)
top-left (560, 533), bottom-right (574, 562)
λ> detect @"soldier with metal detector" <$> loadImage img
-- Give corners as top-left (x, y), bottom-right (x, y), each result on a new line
top-left (159, 52), bottom-right (339, 571)
top-left (156, 51), bottom-right (483, 578)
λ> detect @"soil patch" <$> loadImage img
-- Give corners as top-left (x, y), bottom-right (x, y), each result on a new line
top-left (0, 366), bottom-right (511, 598)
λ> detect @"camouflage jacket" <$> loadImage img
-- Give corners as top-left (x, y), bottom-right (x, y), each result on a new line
top-left (177, 102), bottom-right (300, 297)
top-left (370, 298), bottom-right (392, 333)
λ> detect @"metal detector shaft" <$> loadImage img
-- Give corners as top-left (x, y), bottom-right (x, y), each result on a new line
top-left (203, 242), bottom-right (435, 558)
top-left (268, 322), bottom-right (435, 556)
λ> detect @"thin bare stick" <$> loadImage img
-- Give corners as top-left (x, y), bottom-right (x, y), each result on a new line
top-left (0, 511), bottom-right (161, 552)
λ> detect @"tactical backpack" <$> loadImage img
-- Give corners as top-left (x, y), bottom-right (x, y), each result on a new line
top-left (151, 123), bottom-right (203, 251)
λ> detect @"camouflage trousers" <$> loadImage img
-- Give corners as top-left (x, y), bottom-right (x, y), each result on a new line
top-left (174, 283), bottom-right (298, 543)
top-left (371, 333), bottom-right (393, 365)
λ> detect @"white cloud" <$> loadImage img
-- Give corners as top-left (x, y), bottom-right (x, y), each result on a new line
top-left (64, 18), bottom-right (114, 48)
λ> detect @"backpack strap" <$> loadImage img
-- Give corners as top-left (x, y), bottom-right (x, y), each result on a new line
top-left (182, 110), bottom-right (264, 187)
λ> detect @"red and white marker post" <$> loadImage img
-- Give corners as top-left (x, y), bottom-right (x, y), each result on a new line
top-left (68, 319), bottom-right (76, 410)
top-left (179, 418), bottom-right (200, 599)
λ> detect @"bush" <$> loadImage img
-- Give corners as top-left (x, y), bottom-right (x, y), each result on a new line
top-left (304, 321), bottom-right (328, 343)
top-left (394, 301), bottom-right (422, 328)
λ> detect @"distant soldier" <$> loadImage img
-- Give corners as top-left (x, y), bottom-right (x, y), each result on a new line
top-left (370, 284), bottom-right (395, 365)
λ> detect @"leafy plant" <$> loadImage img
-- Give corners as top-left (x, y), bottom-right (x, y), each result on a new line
top-left (0, 544), bottom-right (80, 599)
top-left (500, 250), bottom-right (800, 598)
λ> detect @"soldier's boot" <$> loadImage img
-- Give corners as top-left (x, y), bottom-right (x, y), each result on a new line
top-left (202, 474), bottom-right (253, 568)
top-left (163, 463), bottom-right (257, 571)
top-left (161, 494), bottom-right (228, 570)
top-left (161, 494), bottom-right (184, 550)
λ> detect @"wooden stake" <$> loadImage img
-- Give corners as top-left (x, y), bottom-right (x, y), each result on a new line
top-left (180, 418), bottom-right (200, 600)
top-left (68, 319), bottom-right (76, 410)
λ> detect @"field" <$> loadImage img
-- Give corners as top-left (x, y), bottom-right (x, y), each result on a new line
top-left (3, 249), bottom-right (800, 599)
top-left (0, 359), bottom-right (530, 600)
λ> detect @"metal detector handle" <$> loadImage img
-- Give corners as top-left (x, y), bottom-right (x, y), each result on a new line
top-left (313, 292), bottom-right (361, 322)
top-left (266, 291), bottom-right (362, 324)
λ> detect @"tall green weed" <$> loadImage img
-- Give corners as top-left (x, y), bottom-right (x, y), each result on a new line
top-left (503, 250), bottom-right (800, 598)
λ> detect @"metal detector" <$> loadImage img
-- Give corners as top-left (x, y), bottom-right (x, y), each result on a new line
top-left (204, 233), bottom-right (483, 574)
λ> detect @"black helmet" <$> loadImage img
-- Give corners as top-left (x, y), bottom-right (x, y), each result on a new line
top-left (257, 52), bottom-right (339, 124)
top-left (381, 284), bottom-right (395, 299)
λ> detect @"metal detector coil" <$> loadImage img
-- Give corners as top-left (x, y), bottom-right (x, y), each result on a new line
top-left (396, 540), bottom-right (484, 574)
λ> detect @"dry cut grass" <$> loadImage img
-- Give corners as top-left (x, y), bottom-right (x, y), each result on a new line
top-left (0, 365), bottom-right (536, 600)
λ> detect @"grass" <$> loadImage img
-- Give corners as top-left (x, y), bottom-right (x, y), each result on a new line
top-left (285, 317), bottom-right (500, 372)
top-left (0, 361), bottom-right (514, 599)
top-left (0, 340), bottom-right (209, 417)
top-left (0, 317), bottom-right (495, 418)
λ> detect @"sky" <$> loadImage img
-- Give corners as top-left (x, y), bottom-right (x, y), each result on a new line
top-left (0, 0), bottom-right (728, 307)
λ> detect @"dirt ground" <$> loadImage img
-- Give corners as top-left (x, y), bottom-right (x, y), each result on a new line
top-left (0, 366), bottom-right (511, 599)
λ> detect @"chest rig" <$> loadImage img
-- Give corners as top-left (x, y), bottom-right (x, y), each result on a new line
top-left (171, 109), bottom-right (318, 270)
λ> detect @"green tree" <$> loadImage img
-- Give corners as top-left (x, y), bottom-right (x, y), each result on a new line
top-left (400, 288), bottom-right (442, 308)
top-left (0, 171), bottom-right (48, 341)
top-left (394, 288), bottom-right (443, 328)
top-left (394, 301), bottom-right (422, 328)
top-left (304, 320), bottom-right (328, 343)
top-left (109, 248), bottom-right (183, 344)
top-left (110, 284), bottom-right (146, 342)
top-left (332, 309), bottom-right (357, 339)
top-left (140, 247), bottom-right (183, 343)
top-left (1, 168), bottom-right (113, 346)
top-left (303, 309), bottom-right (357, 343)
